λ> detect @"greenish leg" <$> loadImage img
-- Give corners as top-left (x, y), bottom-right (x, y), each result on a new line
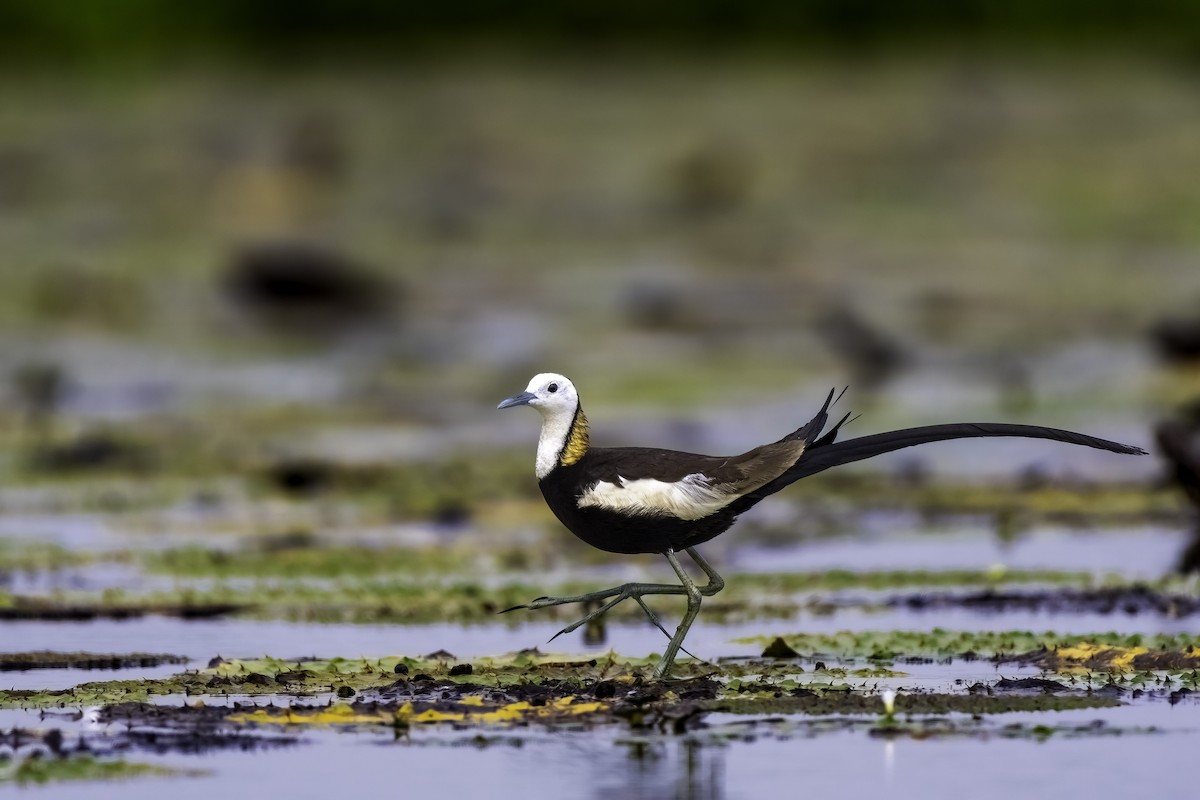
top-left (653, 548), bottom-right (704, 679)
top-left (501, 546), bottom-right (725, 679)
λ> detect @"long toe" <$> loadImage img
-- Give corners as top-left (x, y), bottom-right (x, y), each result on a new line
top-left (547, 613), bottom-right (596, 642)
top-left (547, 625), bottom-right (572, 643)
top-left (498, 604), bottom-right (531, 614)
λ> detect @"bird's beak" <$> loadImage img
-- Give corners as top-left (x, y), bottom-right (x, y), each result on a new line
top-left (497, 390), bottom-right (536, 410)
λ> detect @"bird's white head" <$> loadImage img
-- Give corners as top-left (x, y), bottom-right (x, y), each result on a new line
top-left (497, 372), bottom-right (579, 418)
top-left (498, 373), bottom-right (587, 478)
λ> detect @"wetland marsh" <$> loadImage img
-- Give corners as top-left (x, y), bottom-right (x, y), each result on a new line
top-left (2, 50), bottom-right (1200, 797)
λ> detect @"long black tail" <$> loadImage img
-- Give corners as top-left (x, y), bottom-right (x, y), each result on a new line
top-left (739, 421), bottom-right (1146, 508)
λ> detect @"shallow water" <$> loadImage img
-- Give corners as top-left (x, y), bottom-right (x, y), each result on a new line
top-left (3, 675), bottom-right (1195, 800)
top-left (4, 596), bottom-right (1197, 691)
top-left (3, 513), bottom-right (1198, 795)
top-left (735, 524), bottom-right (1189, 578)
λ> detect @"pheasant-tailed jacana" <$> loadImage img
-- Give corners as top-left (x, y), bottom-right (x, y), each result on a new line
top-left (498, 373), bottom-right (1146, 679)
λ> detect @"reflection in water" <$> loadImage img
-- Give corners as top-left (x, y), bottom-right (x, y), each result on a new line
top-left (583, 598), bottom-right (608, 647)
top-left (595, 738), bottom-right (725, 800)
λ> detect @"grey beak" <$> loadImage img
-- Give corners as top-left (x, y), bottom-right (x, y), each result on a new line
top-left (497, 390), bottom-right (536, 410)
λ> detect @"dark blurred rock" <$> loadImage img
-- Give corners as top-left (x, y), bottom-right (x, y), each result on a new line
top-left (993, 677), bottom-right (1067, 693)
top-left (265, 458), bottom-right (336, 497)
top-left (761, 637), bottom-right (800, 659)
top-left (1151, 316), bottom-right (1200, 364)
top-left (1156, 401), bottom-right (1200, 509)
top-left (1180, 530), bottom-right (1200, 576)
top-left (222, 240), bottom-right (399, 336)
top-left (1155, 400), bottom-right (1200, 573)
top-left (816, 305), bottom-right (908, 390)
top-left (430, 501), bottom-right (471, 528)
top-left (28, 431), bottom-right (149, 473)
top-left (619, 278), bottom-right (686, 330)
top-left (11, 361), bottom-right (66, 429)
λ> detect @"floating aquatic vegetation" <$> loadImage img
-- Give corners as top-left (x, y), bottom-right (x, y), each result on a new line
top-left (0, 542), bottom-right (98, 573)
top-left (734, 629), bottom-right (1200, 663)
top-left (142, 543), bottom-right (472, 579)
top-left (0, 755), bottom-right (182, 786)
top-left (0, 565), bottom-right (1143, 628)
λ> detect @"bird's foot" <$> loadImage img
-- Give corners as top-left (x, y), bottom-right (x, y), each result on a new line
top-left (547, 589), bottom-right (649, 641)
top-left (499, 585), bottom-right (624, 615)
top-left (501, 582), bottom-right (708, 664)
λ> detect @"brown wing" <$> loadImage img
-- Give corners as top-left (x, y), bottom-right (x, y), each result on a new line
top-left (580, 440), bottom-right (808, 498)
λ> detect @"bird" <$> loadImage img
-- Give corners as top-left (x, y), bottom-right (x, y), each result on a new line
top-left (497, 372), bottom-right (1147, 679)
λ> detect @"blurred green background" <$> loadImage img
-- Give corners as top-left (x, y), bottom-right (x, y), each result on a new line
top-left (1, 0), bottom-right (1198, 514)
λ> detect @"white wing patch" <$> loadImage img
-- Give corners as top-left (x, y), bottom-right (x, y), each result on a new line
top-left (576, 473), bottom-right (734, 520)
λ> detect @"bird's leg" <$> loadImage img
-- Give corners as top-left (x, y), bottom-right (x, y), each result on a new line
top-left (684, 546), bottom-right (725, 596)
top-left (502, 581), bottom-right (690, 615)
top-left (500, 546), bottom-right (725, 675)
top-left (502, 580), bottom-right (694, 639)
top-left (653, 548), bottom-right (707, 680)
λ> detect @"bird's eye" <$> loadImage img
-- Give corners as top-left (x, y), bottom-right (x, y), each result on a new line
top-left (548, 383), bottom-right (559, 393)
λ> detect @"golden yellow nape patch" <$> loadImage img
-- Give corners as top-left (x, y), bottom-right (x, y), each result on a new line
top-left (559, 411), bottom-right (590, 467)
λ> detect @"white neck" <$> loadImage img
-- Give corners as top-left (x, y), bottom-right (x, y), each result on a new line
top-left (535, 404), bottom-right (577, 479)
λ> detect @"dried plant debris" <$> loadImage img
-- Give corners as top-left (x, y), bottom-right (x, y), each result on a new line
top-left (0, 651), bottom-right (189, 672)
